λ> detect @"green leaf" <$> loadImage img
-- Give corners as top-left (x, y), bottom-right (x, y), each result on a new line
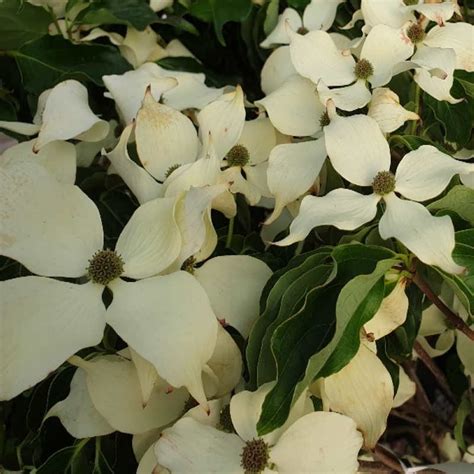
top-left (453, 229), bottom-right (474, 271)
top-left (263, 0), bottom-right (279, 35)
top-left (388, 134), bottom-right (450, 153)
top-left (428, 185), bottom-right (474, 226)
top-left (287, 0), bottom-right (310, 8)
top-left (190, 0), bottom-right (252, 45)
top-left (424, 90), bottom-right (472, 147)
top-left (454, 391), bottom-right (472, 452)
top-left (13, 35), bottom-right (131, 94)
top-left (256, 244), bottom-right (399, 435)
top-left (74, 0), bottom-right (157, 30)
top-left (34, 439), bottom-right (91, 474)
top-left (433, 267), bottom-right (474, 316)
top-left (454, 71), bottom-right (474, 100)
top-left (0, 0), bottom-right (51, 50)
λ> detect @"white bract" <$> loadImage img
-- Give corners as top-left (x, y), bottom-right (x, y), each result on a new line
top-left (0, 160), bottom-right (228, 406)
top-left (155, 383), bottom-right (363, 473)
top-left (274, 110), bottom-right (473, 274)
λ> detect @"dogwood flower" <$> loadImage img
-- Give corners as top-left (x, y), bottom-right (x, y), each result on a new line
top-left (155, 383), bottom-right (363, 473)
top-left (0, 80), bottom-right (109, 151)
top-left (103, 62), bottom-right (223, 124)
top-left (274, 110), bottom-right (473, 274)
top-left (0, 159), bottom-right (227, 406)
top-left (260, 0), bottom-right (344, 48)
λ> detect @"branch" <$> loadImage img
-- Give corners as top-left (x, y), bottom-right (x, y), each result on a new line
top-left (412, 272), bottom-right (474, 341)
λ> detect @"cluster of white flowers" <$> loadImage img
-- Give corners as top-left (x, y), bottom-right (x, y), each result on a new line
top-left (1, 0), bottom-right (473, 472)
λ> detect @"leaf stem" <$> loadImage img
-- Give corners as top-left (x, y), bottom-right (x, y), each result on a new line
top-left (412, 272), bottom-right (474, 341)
top-left (225, 216), bottom-right (234, 249)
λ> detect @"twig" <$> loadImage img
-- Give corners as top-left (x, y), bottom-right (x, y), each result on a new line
top-left (412, 272), bottom-right (474, 341)
top-left (413, 341), bottom-right (455, 403)
top-left (373, 446), bottom-right (404, 473)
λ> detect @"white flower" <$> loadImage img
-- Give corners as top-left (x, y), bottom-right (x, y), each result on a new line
top-left (155, 383), bottom-right (363, 473)
top-left (0, 161), bottom-right (225, 405)
top-left (260, 0), bottom-right (344, 48)
top-left (0, 80), bottom-right (109, 151)
top-left (274, 111), bottom-right (473, 274)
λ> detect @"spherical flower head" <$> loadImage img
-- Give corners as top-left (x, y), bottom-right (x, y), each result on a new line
top-left (354, 59), bottom-right (374, 80)
top-left (218, 404), bottom-right (235, 433)
top-left (372, 171), bottom-right (396, 196)
top-left (319, 111), bottom-right (330, 128)
top-left (226, 144), bottom-right (250, 167)
top-left (87, 249), bottom-right (124, 285)
top-left (240, 438), bottom-right (270, 473)
top-left (165, 163), bottom-right (181, 179)
top-left (406, 23), bottom-right (425, 44)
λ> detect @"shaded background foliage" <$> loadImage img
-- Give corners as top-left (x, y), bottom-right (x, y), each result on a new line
top-left (0, 0), bottom-right (473, 472)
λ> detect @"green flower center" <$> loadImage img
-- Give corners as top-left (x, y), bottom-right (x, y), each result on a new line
top-left (218, 404), bottom-right (235, 433)
top-left (406, 23), bottom-right (425, 44)
top-left (372, 171), bottom-right (396, 196)
top-left (354, 59), bottom-right (374, 80)
top-left (165, 163), bottom-right (181, 179)
top-left (181, 256), bottom-right (196, 274)
top-left (240, 438), bottom-right (270, 473)
top-left (226, 145), bottom-right (250, 167)
top-left (319, 111), bottom-right (330, 128)
top-left (87, 249), bottom-right (124, 285)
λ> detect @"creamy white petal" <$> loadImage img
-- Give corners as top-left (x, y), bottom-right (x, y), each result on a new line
top-left (175, 185), bottom-right (225, 266)
top-left (0, 162), bottom-right (103, 277)
top-left (419, 303), bottom-right (449, 336)
top-left (105, 124), bottom-right (162, 204)
top-left (0, 121), bottom-right (40, 136)
top-left (133, 427), bottom-right (162, 462)
top-left (413, 46), bottom-right (462, 104)
top-left (0, 132), bottom-right (17, 154)
top-left (137, 445), bottom-right (159, 474)
top-left (74, 355), bottom-right (188, 434)
top-left (325, 112), bottom-right (391, 185)
top-left (184, 398), bottom-right (227, 427)
top-left (424, 23), bottom-right (474, 72)
top-left (0, 278), bottom-right (105, 401)
top-left (395, 145), bottom-right (473, 201)
top-left (80, 27), bottom-right (123, 46)
top-left (255, 76), bottom-right (324, 136)
top-left (413, 2), bottom-right (455, 25)
top-left (261, 46), bottom-right (298, 95)
top-left (156, 66), bottom-right (224, 111)
top-left (245, 162), bottom-right (272, 198)
top-left (238, 117), bottom-right (278, 165)
top-left (364, 279), bottom-right (409, 340)
top-left (230, 383), bottom-right (310, 445)
top-left (361, 24), bottom-right (414, 87)
top-left (116, 196), bottom-right (181, 279)
top-left (129, 348), bottom-right (160, 407)
top-left (368, 87), bottom-right (419, 133)
top-left (361, 0), bottom-right (414, 28)
top-left (1, 139), bottom-right (76, 184)
top-left (417, 332), bottom-right (455, 358)
top-left (456, 326), bottom-right (474, 376)
top-left (393, 365), bottom-right (416, 408)
top-left (45, 368), bottom-right (114, 438)
top-left (136, 90), bottom-right (199, 181)
top-left (303, 0), bottom-right (344, 32)
top-left (194, 255), bottom-right (272, 338)
top-left (270, 411), bottom-right (362, 472)
top-left (275, 190), bottom-right (380, 247)
top-left (205, 325), bottom-right (242, 398)
top-left (266, 138), bottom-right (327, 224)
top-left (317, 79), bottom-right (371, 111)
top-left (260, 8), bottom-right (302, 48)
top-left (106, 274), bottom-right (218, 408)
top-left (76, 119), bottom-right (118, 167)
top-left (164, 140), bottom-right (221, 197)
top-left (119, 27), bottom-right (162, 67)
top-left (288, 29), bottom-right (356, 86)
top-left (103, 63), bottom-right (178, 124)
top-left (222, 166), bottom-right (262, 205)
top-left (35, 80), bottom-right (109, 150)
top-left (323, 344), bottom-right (394, 448)
top-left (155, 417), bottom-right (244, 473)
top-left (379, 194), bottom-right (463, 274)
top-left (198, 86), bottom-right (245, 159)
